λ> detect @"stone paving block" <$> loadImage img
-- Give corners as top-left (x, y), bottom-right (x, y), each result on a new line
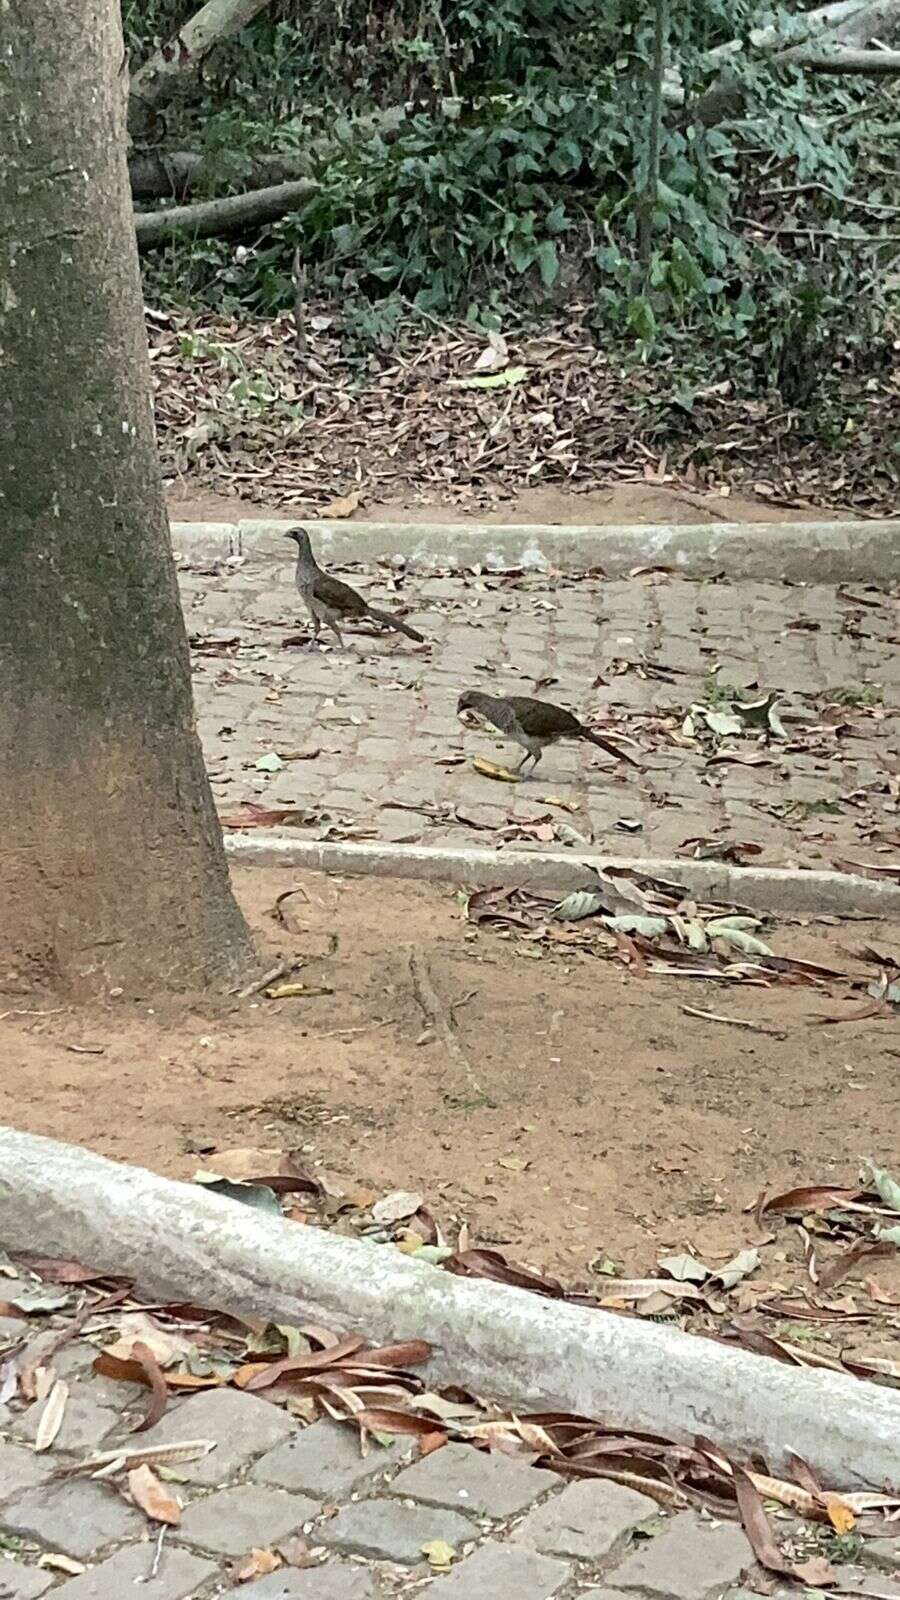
top-left (133, 1385), bottom-right (295, 1484)
top-left (389, 1442), bottom-right (556, 1518)
top-left (0, 1479), bottom-right (143, 1558)
top-left (512, 1479), bottom-right (657, 1560)
top-left (605, 1512), bottom-right (752, 1598)
top-left (0, 1561), bottom-right (54, 1600)
top-left (10, 1389), bottom-right (122, 1452)
top-left (177, 1483), bottom-right (319, 1556)
top-left (237, 1562), bottom-right (378, 1599)
top-left (320, 1500), bottom-right (477, 1564)
top-left (46, 1542), bottom-right (218, 1600)
top-left (0, 1445), bottom-right (55, 1506)
top-left (417, 1541), bottom-right (572, 1599)
top-left (251, 1419), bottom-right (411, 1497)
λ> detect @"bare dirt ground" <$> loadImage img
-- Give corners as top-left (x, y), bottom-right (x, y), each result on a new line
top-left (4, 866), bottom-right (898, 1290)
top-left (167, 479), bottom-right (832, 529)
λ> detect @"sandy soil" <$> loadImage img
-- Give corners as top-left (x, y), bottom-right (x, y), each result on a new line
top-left (4, 866), bottom-right (897, 1285)
top-left (167, 481), bottom-right (834, 529)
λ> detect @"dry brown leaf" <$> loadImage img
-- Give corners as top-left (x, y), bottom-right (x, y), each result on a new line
top-left (318, 489), bottom-right (361, 519)
top-left (793, 1554), bottom-right (837, 1586)
top-left (55, 1440), bottom-right (215, 1477)
top-left (234, 1548), bottom-right (282, 1583)
top-left (823, 1492), bottom-right (855, 1534)
top-left (129, 1340), bottom-right (170, 1433)
top-left (127, 1463), bottom-right (182, 1526)
top-left (34, 1378), bottom-right (69, 1452)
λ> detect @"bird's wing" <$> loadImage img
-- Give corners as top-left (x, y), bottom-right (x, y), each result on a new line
top-left (313, 572), bottom-right (368, 617)
top-left (508, 697), bottom-right (581, 738)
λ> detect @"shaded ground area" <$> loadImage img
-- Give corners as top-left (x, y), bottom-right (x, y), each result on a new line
top-left (179, 552), bottom-right (900, 868)
top-left (167, 480), bottom-right (829, 529)
top-left (151, 305), bottom-right (900, 518)
top-left (4, 868), bottom-right (899, 1286)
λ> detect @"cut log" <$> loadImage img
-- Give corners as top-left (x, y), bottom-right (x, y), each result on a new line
top-left (134, 178), bottom-right (318, 248)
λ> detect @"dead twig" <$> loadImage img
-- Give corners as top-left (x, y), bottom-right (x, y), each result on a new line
top-left (408, 949), bottom-right (486, 1101)
top-left (681, 1005), bottom-right (788, 1038)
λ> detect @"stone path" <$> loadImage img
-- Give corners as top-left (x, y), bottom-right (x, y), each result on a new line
top-left (7, 1319), bottom-right (896, 1600)
top-left (179, 551), bottom-right (900, 865)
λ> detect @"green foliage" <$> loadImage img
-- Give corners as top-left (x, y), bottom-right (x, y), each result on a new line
top-left (130, 0), bottom-right (900, 404)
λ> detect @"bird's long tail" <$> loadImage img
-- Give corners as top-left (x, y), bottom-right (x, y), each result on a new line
top-left (366, 604), bottom-right (425, 643)
top-left (580, 727), bottom-right (642, 768)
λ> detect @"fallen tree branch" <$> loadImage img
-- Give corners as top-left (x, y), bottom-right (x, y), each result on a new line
top-left (128, 0), bottom-right (275, 136)
top-left (798, 44), bottom-right (900, 68)
top-left (681, 0), bottom-right (900, 124)
top-left (133, 178), bottom-right (318, 249)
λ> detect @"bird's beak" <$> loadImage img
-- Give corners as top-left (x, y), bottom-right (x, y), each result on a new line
top-left (457, 707), bottom-right (480, 729)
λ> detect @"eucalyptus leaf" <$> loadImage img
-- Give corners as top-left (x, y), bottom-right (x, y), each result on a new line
top-left (254, 752), bottom-right (284, 773)
top-left (875, 1225), bottom-right (900, 1244)
top-left (711, 1247), bottom-right (759, 1289)
top-left (603, 914), bottom-right (668, 937)
top-left (451, 366), bottom-right (527, 390)
top-left (658, 1252), bottom-right (708, 1284)
top-left (554, 890), bottom-right (605, 921)
top-left (194, 1176), bottom-right (283, 1215)
top-left (865, 1160), bottom-right (900, 1213)
top-left (706, 915), bottom-right (762, 932)
top-left (701, 707), bottom-right (743, 738)
top-left (709, 926), bottom-right (773, 957)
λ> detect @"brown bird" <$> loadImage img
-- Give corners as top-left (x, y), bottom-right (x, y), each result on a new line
top-left (457, 689), bottom-right (640, 776)
top-left (286, 527), bottom-right (425, 647)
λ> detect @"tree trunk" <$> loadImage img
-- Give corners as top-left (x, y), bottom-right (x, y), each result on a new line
top-left (0, 0), bottom-right (254, 996)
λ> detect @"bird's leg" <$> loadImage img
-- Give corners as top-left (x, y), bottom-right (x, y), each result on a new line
top-left (327, 618), bottom-right (345, 649)
top-left (514, 750), bottom-right (531, 774)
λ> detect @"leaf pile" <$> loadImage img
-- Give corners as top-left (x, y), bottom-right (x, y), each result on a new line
top-left (3, 1236), bottom-right (900, 1585)
top-left (150, 304), bottom-right (900, 518)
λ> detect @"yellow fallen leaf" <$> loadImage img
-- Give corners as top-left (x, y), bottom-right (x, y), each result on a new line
top-left (497, 1155), bottom-right (530, 1172)
top-left (823, 1493), bottom-right (856, 1534)
top-left (319, 489), bottom-right (361, 519)
top-left (536, 794), bottom-right (580, 812)
top-left (472, 757), bottom-right (521, 783)
top-left (37, 1555), bottom-right (85, 1576)
top-left (422, 1540), bottom-right (456, 1569)
top-left (265, 982), bottom-right (334, 999)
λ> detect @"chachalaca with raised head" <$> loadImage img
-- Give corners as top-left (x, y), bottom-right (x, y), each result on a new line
top-left (286, 527), bottom-right (425, 646)
top-left (457, 688), bottom-right (640, 776)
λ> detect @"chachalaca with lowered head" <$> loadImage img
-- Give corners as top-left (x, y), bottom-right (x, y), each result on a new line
top-left (286, 527), bottom-right (425, 646)
top-left (457, 689), bottom-right (640, 776)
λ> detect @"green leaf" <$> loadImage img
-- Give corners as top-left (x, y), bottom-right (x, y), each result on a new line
top-left (866, 1160), bottom-right (900, 1213)
top-left (255, 752), bottom-right (284, 773)
top-left (194, 1176), bottom-right (283, 1215)
top-left (449, 366), bottom-right (527, 391)
top-left (627, 296), bottom-right (657, 343)
top-left (658, 1252), bottom-right (708, 1284)
top-left (603, 914), bottom-right (668, 937)
top-left (707, 925), bottom-right (773, 957)
top-left (553, 890), bottom-right (605, 921)
top-left (534, 239), bottom-right (559, 289)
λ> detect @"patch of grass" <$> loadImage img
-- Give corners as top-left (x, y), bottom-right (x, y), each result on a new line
top-left (702, 671), bottom-right (741, 708)
top-left (827, 683), bottom-right (883, 708)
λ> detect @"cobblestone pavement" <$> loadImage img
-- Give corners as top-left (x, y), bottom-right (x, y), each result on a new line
top-left (4, 1321), bottom-right (898, 1599)
top-left (179, 552), bottom-right (900, 865)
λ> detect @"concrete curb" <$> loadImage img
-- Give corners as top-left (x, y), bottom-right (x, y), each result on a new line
top-left (1, 1127), bottom-right (897, 1488)
top-left (172, 517), bottom-right (900, 581)
top-left (224, 834), bottom-right (900, 918)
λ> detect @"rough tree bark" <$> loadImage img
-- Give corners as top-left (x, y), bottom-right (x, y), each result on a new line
top-left (0, 0), bottom-right (254, 995)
